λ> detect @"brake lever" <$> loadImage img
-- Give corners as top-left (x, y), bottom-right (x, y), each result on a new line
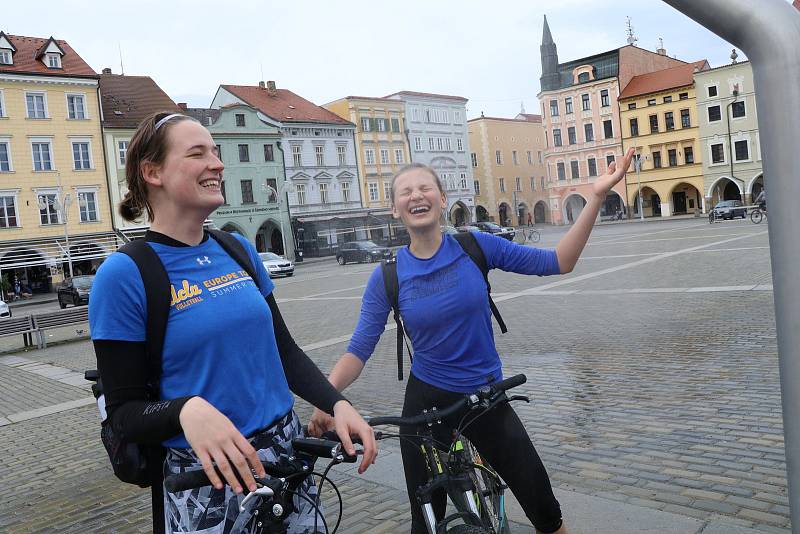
top-left (507, 394), bottom-right (530, 404)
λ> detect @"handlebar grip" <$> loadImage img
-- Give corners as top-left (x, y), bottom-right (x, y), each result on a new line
top-left (492, 374), bottom-right (526, 393)
top-left (164, 468), bottom-right (213, 493)
top-left (368, 416), bottom-right (406, 427)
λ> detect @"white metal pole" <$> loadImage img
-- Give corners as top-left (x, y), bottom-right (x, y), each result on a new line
top-left (57, 172), bottom-right (74, 278)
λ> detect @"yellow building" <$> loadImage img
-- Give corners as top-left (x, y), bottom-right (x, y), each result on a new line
top-left (324, 96), bottom-right (409, 212)
top-left (619, 60), bottom-right (709, 217)
top-left (467, 113), bottom-right (549, 225)
top-left (0, 33), bottom-right (116, 295)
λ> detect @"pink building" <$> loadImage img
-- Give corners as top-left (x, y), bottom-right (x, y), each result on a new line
top-left (538, 16), bottom-right (685, 224)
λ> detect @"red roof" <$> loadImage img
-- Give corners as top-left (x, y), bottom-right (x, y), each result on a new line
top-left (221, 85), bottom-right (352, 125)
top-left (99, 73), bottom-right (181, 128)
top-left (619, 60), bottom-right (709, 99)
top-left (467, 115), bottom-right (542, 124)
top-left (517, 113), bottom-right (543, 123)
top-left (385, 90), bottom-right (468, 102)
top-left (0, 33), bottom-right (96, 77)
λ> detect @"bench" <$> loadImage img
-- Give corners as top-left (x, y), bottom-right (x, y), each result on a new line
top-left (0, 315), bottom-right (36, 347)
top-left (31, 307), bottom-right (89, 349)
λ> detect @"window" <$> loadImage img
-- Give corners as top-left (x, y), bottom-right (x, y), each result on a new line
top-left (335, 145), bottom-right (345, 165)
top-left (361, 117), bottom-right (372, 132)
top-left (235, 114), bottom-right (246, 127)
top-left (292, 145), bottom-right (302, 166)
top-left (735, 140), bottom-right (749, 161)
top-left (77, 191), bottom-right (98, 222)
top-left (679, 92), bottom-right (689, 100)
top-left (628, 103), bottom-right (637, 110)
top-left (265, 179), bottom-right (278, 203)
top-left (530, 176), bottom-right (536, 190)
top-left (365, 148), bottom-right (375, 165)
top-left (238, 144), bottom-right (250, 162)
top-left (538, 151), bottom-right (543, 164)
top-left (498, 178), bottom-right (505, 192)
top-left (578, 72), bottom-right (590, 83)
top-left (0, 142), bottom-right (12, 171)
top-left (570, 160), bottom-right (579, 179)
top-left (665, 112), bottom-right (675, 131)
top-left (429, 138), bottom-right (435, 151)
top-left (67, 94), bottom-right (86, 119)
top-left (668, 149), bottom-right (677, 167)
top-left (581, 94), bottom-right (590, 111)
top-left (708, 105), bottom-right (721, 122)
top-left (319, 182), bottom-right (329, 204)
top-left (711, 143), bottom-right (725, 163)
top-left (0, 195), bottom-right (18, 228)
top-left (649, 115), bottom-right (659, 133)
top-left (663, 96), bottom-right (673, 103)
top-left (445, 138), bottom-right (451, 151)
top-left (603, 120), bottom-right (613, 139)
top-left (380, 148), bottom-right (389, 165)
top-left (567, 127), bottom-right (576, 145)
top-left (457, 138), bottom-right (463, 151)
top-left (647, 98), bottom-right (656, 106)
top-left (32, 142), bottom-right (53, 171)
top-left (341, 181), bottom-right (350, 202)
top-left (38, 193), bottom-right (60, 224)
top-left (414, 137), bottom-right (422, 151)
top-left (460, 173), bottom-right (468, 189)
top-left (527, 151), bottom-right (532, 164)
top-left (474, 180), bottom-right (480, 195)
top-left (606, 154), bottom-right (615, 167)
top-left (553, 129), bottom-right (562, 147)
top-left (0, 90), bottom-right (4, 117)
top-left (72, 142), bottom-right (91, 170)
top-left (241, 180), bottom-right (254, 203)
top-left (512, 150), bottom-right (519, 164)
top-left (471, 153), bottom-right (477, 167)
top-left (368, 182), bottom-right (379, 201)
top-left (394, 148), bottom-right (404, 164)
top-left (376, 118), bottom-right (387, 132)
top-left (557, 162), bottom-right (566, 180)
top-left (26, 93), bottom-right (47, 118)
top-left (515, 177), bottom-right (521, 191)
top-left (732, 101), bottom-right (746, 119)
top-left (46, 53), bottom-right (61, 68)
top-left (601, 89), bottom-right (610, 107)
top-left (588, 157), bottom-right (597, 176)
top-left (118, 140), bottom-right (128, 166)
top-left (630, 118), bottom-right (639, 137)
top-left (391, 118), bottom-right (400, 132)
top-left (0, 50), bottom-right (11, 65)
top-left (680, 109), bottom-right (691, 128)
top-left (315, 145), bottom-right (325, 166)
top-left (496, 150), bottom-right (503, 165)
top-left (436, 137), bottom-right (443, 151)
top-left (296, 184), bottom-right (306, 205)
top-left (565, 97), bottom-right (573, 114)
top-left (549, 100), bottom-right (559, 117)
top-left (653, 151), bottom-right (662, 168)
top-left (382, 182), bottom-right (391, 201)
top-left (584, 123), bottom-right (594, 142)
top-left (541, 176), bottom-right (545, 190)
top-left (220, 181), bottom-right (227, 204)
top-left (708, 86), bottom-right (718, 97)
top-left (263, 144), bottom-right (274, 162)
top-left (216, 145), bottom-right (223, 162)
top-left (684, 146), bottom-right (694, 164)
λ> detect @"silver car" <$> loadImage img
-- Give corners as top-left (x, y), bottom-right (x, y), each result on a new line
top-left (0, 299), bottom-right (10, 318)
top-left (259, 252), bottom-right (294, 278)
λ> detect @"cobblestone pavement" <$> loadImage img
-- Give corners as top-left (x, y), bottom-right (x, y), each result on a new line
top-left (0, 218), bottom-right (788, 532)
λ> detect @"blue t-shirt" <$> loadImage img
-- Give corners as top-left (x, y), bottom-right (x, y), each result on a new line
top-left (347, 232), bottom-right (560, 393)
top-left (89, 234), bottom-right (294, 448)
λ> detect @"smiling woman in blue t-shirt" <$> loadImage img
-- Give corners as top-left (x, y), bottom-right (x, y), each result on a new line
top-left (309, 152), bottom-right (634, 534)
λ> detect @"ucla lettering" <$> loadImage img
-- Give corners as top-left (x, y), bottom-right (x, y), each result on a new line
top-left (170, 280), bottom-right (203, 306)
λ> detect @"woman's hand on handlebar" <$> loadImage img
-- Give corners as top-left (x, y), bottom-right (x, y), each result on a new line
top-left (307, 406), bottom-right (335, 438)
top-left (332, 400), bottom-right (377, 474)
top-left (179, 396), bottom-right (266, 494)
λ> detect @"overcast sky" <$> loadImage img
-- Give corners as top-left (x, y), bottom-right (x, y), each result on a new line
top-left (4, 1), bottom-right (773, 119)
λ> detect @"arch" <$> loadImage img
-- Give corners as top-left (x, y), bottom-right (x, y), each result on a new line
top-left (517, 202), bottom-right (530, 226)
top-left (255, 218), bottom-right (284, 255)
top-left (632, 186), bottom-right (662, 217)
top-left (449, 201), bottom-right (470, 227)
top-left (534, 200), bottom-right (548, 224)
top-left (498, 202), bottom-right (512, 226)
top-left (563, 194), bottom-right (587, 224)
top-left (68, 242), bottom-right (106, 275)
top-left (599, 191), bottom-right (624, 218)
top-left (475, 205), bottom-right (490, 222)
top-left (430, 156), bottom-right (458, 169)
top-left (748, 173), bottom-right (764, 203)
top-left (220, 222), bottom-right (247, 236)
top-left (668, 182), bottom-right (703, 215)
top-left (708, 177), bottom-right (742, 206)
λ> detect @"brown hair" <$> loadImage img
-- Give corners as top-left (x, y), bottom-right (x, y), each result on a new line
top-left (389, 163), bottom-right (445, 205)
top-left (119, 111), bottom-right (199, 222)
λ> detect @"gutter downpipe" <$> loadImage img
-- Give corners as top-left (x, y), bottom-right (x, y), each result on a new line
top-left (275, 141), bottom-right (295, 261)
top-left (663, 1), bottom-right (800, 529)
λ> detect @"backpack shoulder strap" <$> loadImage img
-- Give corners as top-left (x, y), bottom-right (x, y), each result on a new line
top-left (381, 257), bottom-right (411, 381)
top-left (117, 239), bottom-right (171, 390)
top-left (452, 232), bottom-right (508, 334)
top-left (208, 229), bottom-right (263, 292)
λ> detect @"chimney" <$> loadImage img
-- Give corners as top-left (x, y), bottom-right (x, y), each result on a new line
top-left (266, 80), bottom-right (277, 96)
top-left (258, 81), bottom-right (266, 89)
top-left (177, 103), bottom-right (188, 110)
top-left (656, 37), bottom-right (666, 56)
top-left (102, 67), bottom-right (112, 75)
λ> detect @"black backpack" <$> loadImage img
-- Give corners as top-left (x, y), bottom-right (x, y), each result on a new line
top-left (85, 229), bottom-right (262, 533)
top-left (381, 232), bottom-right (507, 381)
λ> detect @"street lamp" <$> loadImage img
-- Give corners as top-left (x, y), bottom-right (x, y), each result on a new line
top-left (262, 182), bottom-right (289, 259)
top-left (38, 173), bottom-right (74, 278)
top-left (633, 150), bottom-right (647, 221)
top-left (725, 85), bottom-right (742, 201)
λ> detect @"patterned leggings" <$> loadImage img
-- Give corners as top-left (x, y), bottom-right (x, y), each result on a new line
top-left (163, 411), bottom-right (322, 534)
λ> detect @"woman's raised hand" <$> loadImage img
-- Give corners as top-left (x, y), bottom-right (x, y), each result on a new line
top-left (592, 147), bottom-right (635, 199)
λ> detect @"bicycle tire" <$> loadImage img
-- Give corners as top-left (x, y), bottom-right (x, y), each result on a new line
top-left (462, 439), bottom-right (510, 534)
top-left (750, 209), bottom-right (763, 224)
top-left (708, 212), bottom-right (715, 224)
top-left (529, 230), bottom-right (540, 243)
top-left (446, 525), bottom-right (492, 534)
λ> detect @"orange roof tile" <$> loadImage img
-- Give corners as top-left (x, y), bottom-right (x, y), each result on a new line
top-left (619, 60), bottom-right (709, 99)
top-left (467, 115), bottom-right (542, 124)
top-left (222, 85), bottom-right (352, 125)
top-left (0, 33), bottom-right (96, 77)
top-left (99, 73), bottom-right (181, 128)
top-left (384, 90), bottom-right (468, 102)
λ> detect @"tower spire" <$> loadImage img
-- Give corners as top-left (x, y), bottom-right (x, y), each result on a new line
top-left (540, 15), bottom-right (560, 92)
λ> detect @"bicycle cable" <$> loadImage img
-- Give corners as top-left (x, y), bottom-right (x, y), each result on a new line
top-left (313, 457), bottom-right (344, 534)
top-left (284, 486), bottom-right (330, 534)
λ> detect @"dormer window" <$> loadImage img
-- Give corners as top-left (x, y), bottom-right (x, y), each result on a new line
top-left (46, 53), bottom-right (61, 68)
top-left (0, 50), bottom-right (11, 65)
top-left (36, 38), bottom-right (65, 70)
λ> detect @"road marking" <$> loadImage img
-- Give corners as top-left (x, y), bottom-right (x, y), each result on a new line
top-left (580, 245), bottom-right (769, 260)
top-left (300, 284), bottom-right (368, 299)
top-left (2, 397), bottom-right (96, 426)
top-left (592, 232), bottom-right (757, 246)
top-left (0, 355), bottom-right (90, 389)
top-left (276, 266), bottom-right (374, 285)
top-left (591, 223), bottom-right (701, 244)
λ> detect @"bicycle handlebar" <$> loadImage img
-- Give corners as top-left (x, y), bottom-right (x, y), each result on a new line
top-left (368, 373), bottom-right (527, 428)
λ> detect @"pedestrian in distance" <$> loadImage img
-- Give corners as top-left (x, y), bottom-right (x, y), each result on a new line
top-left (309, 148), bottom-right (635, 533)
top-left (527, 211), bottom-right (533, 226)
top-left (89, 111), bottom-right (376, 534)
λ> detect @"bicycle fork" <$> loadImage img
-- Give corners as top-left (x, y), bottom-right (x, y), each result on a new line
top-left (417, 444), bottom-right (483, 533)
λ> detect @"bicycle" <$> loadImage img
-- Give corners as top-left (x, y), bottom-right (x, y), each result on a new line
top-left (368, 374), bottom-right (529, 534)
top-left (708, 210), bottom-right (716, 224)
top-left (517, 228), bottom-right (541, 244)
top-left (163, 431), bottom-right (360, 533)
top-left (750, 206), bottom-right (766, 224)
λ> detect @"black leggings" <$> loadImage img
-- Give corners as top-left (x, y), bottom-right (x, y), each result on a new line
top-left (400, 373), bottom-right (563, 533)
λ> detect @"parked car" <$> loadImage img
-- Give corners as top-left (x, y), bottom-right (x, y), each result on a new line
top-left (473, 221), bottom-right (516, 240)
top-left (712, 200), bottom-right (747, 220)
top-left (457, 225), bottom-right (482, 233)
top-left (259, 252), bottom-right (294, 278)
top-left (57, 275), bottom-right (94, 308)
top-left (336, 241), bottom-right (393, 265)
top-left (0, 299), bottom-right (10, 318)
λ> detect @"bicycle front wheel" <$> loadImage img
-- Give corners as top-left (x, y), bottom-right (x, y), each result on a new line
top-left (446, 525), bottom-right (492, 534)
top-left (529, 230), bottom-right (540, 243)
top-left (462, 439), bottom-right (510, 534)
top-left (750, 209), bottom-right (763, 224)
